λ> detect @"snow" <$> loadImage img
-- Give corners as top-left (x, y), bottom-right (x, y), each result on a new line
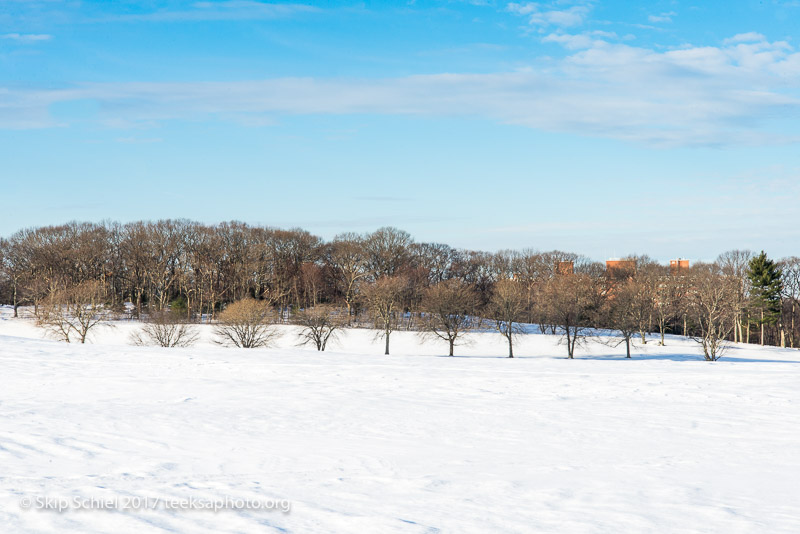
top-left (1, 306), bottom-right (799, 533)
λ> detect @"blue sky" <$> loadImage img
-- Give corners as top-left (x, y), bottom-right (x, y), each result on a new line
top-left (1, 0), bottom-right (799, 261)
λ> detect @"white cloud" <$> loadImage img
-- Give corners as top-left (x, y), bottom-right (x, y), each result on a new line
top-left (591, 30), bottom-right (619, 39)
top-left (542, 30), bottom-right (617, 50)
top-left (542, 32), bottom-right (596, 50)
top-left (506, 2), bottom-right (538, 16)
top-left (723, 32), bottom-right (767, 45)
top-left (507, 2), bottom-right (591, 27)
top-left (3, 35), bottom-right (800, 148)
top-left (648, 11), bottom-right (676, 23)
top-left (1, 33), bottom-right (52, 42)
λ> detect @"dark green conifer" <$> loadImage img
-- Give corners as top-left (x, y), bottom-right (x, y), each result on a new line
top-left (747, 251), bottom-right (783, 345)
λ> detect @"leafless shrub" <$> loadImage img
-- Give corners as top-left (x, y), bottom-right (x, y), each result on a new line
top-left (131, 310), bottom-right (199, 348)
top-left (688, 266), bottom-right (739, 361)
top-left (214, 298), bottom-right (279, 348)
top-left (294, 305), bottom-right (345, 351)
top-left (35, 280), bottom-right (111, 344)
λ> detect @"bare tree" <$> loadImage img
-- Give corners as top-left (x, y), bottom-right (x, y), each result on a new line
top-left (451, 250), bottom-right (499, 302)
top-left (214, 298), bottom-right (280, 348)
top-left (488, 278), bottom-right (527, 358)
top-left (188, 225), bottom-right (225, 322)
top-left (688, 266), bottom-right (739, 361)
top-left (0, 234), bottom-right (33, 317)
top-left (629, 261), bottom-right (662, 344)
top-left (362, 275), bottom-right (408, 355)
top-left (36, 280), bottom-right (110, 343)
top-left (326, 234), bottom-right (369, 321)
top-left (420, 279), bottom-right (478, 356)
top-left (653, 273), bottom-right (686, 346)
top-left (541, 273), bottom-right (602, 358)
top-left (145, 220), bottom-right (189, 312)
top-left (508, 249), bottom-right (559, 325)
top-left (363, 227), bottom-right (413, 278)
top-left (780, 257), bottom-right (800, 348)
top-left (294, 305), bottom-right (345, 351)
top-left (7, 218), bottom-right (799, 354)
top-left (602, 278), bottom-right (641, 358)
top-left (717, 250), bottom-right (752, 343)
top-left (131, 309), bottom-right (199, 348)
top-left (265, 227), bottom-right (323, 313)
top-left (411, 242), bottom-right (459, 285)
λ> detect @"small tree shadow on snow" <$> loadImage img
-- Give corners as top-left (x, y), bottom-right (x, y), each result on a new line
top-left (577, 339), bottom-right (800, 364)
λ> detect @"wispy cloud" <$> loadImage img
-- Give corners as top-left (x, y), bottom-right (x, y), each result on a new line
top-left (723, 32), bottom-right (767, 45)
top-left (1, 33), bottom-right (52, 42)
top-left (109, 1), bottom-right (318, 22)
top-left (3, 34), bottom-right (800, 148)
top-left (648, 11), bottom-right (676, 23)
top-left (507, 1), bottom-right (592, 28)
top-left (542, 30), bottom-right (616, 50)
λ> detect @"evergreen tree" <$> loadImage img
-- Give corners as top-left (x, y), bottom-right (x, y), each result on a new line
top-left (747, 251), bottom-right (783, 345)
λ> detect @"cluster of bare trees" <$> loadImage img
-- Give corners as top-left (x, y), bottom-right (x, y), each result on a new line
top-left (1, 221), bottom-right (798, 359)
top-left (34, 280), bottom-right (110, 344)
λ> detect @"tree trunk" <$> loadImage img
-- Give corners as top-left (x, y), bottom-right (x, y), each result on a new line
top-left (626, 337), bottom-right (631, 358)
top-left (449, 339), bottom-right (454, 357)
top-left (12, 279), bottom-right (18, 318)
top-left (507, 333), bottom-right (514, 358)
top-left (384, 330), bottom-right (390, 355)
top-left (760, 308), bottom-right (764, 346)
top-left (565, 324), bottom-right (571, 358)
top-left (746, 316), bottom-right (750, 343)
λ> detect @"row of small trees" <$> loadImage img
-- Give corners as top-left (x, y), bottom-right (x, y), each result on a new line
top-left (22, 259), bottom-right (786, 362)
top-left (1, 220), bottom-right (798, 360)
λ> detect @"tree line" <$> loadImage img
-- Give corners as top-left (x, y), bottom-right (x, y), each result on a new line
top-left (0, 220), bottom-right (798, 360)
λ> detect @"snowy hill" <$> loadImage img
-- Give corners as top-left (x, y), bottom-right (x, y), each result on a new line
top-left (1, 307), bottom-right (799, 533)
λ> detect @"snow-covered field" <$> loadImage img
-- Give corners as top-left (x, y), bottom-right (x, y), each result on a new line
top-left (1, 306), bottom-right (799, 533)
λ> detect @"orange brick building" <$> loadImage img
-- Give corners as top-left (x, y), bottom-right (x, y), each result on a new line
top-left (605, 259), bottom-right (636, 278)
top-left (669, 258), bottom-right (690, 275)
